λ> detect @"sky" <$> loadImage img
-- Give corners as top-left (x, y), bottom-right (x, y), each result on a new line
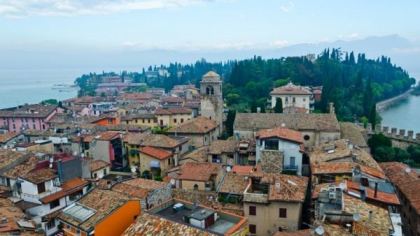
top-left (1, 0), bottom-right (420, 52)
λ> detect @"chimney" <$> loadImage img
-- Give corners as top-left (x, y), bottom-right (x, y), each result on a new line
top-left (374, 182), bottom-right (378, 198)
top-left (368, 210), bottom-right (373, 222)
top-left (329, 102), bottom-right (335, 114)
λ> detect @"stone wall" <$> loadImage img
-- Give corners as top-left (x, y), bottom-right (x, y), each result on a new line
top-left (375, 124), bottom-right (420, 149)
top-left (260, 150), bottom-right (283, 173)
top-left (146, 183), bottom-right (172, 209)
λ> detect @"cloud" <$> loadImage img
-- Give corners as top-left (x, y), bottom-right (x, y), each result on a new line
top-left (0, 0), bottom-right (215, 17)
top-left (279, 1), bottom-right (294, 12)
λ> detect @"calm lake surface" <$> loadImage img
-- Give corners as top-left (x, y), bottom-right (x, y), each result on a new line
top-left (380, 95), bottom-right (420, 134)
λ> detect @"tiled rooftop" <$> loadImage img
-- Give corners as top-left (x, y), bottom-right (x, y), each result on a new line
top-left (0, 132), bottom-right (21, 143)
top-left (270, 82), bottom-right (312, 95)
top-left (219, 173), bottom-right (250, 195)
top-left (0, 150), bottom-right (28, 173)
top-left (168, 116), bottom-right (217, 134)
top-left (339, 122), bottom-right (368, 148)
top-left (234, 113), bottom-right (340, 132)
top-left (208, 140), bottom-right (238, 155)
top-left (178, 162), bottom-right (221, 182)
top-left (256, 127), bottom-right (303, 144)
top-left (21, 168), bottom-right (57, 184)
top-left (155, 107), bottom-right (192, 115)
top-left (0, 104), bottom-right (57, 118)
top-left (380, 162), bottom-right (420, 214)
top-left (89, 159), bottom-right (110, 172)
top-left (41, 177), bottom-right (88, 204)
top-left (2, 156), bottom-right (38, 179)
top-left (140, 146), bottom-right (172, 160)
top-left (58, 189), bottom-right (130, 232)
top-left (123, 212), bottom-right (215, 236)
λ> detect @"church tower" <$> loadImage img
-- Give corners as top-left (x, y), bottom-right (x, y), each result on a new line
top-left (200, 71), bottom-right (224, 135)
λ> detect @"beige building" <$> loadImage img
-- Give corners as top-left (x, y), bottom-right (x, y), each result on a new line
top-left (270, 82), bottom-right (313, 114)
top-left (207, 139), bottom-right (238, 166)
top-left (233, 112), bottom-right (341, 148)
top-left (167, 116), bottom-right (218, 148)
top-left (155, 107), bottom-right (193, 127)
top-left (139, 146), bottom-right (173, 177)
top-left (177, 162), bottom-right (222, 191)
top-left (243, 173), bottom-right (308, 236)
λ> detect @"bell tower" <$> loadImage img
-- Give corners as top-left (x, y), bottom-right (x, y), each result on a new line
top-left (200, 71), bottom-right (223, 135)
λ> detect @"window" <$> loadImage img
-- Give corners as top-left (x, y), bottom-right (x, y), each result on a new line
top-left (50, 199), bottom-right (60, 209)
top-left (173, 118), bottom-right (177, 123)
top-left (279, 208), bottom-right (287, 218)
top-left (37, 183), bottom-right (46, 194)
top-left (180, 118), bottom-right (184, 123)
top-left (33, 124), bottom-right (36, 129)
top-left (290, 156), bottom-right (296, 167)
top-left (249, 206), bottom-right (256, 216)
top-left (93, 173), bottom-right (97, 179)
top-left (46, 220), bottom-right (56, 229)
top-left (168, 158), bottom-right (171, 165)
top-left (265, 139), bottom-right (278, 150)
top-left (278, 227), bottom-right (283, 232)
top-left (103, 168), bottom-right (107, 176)
top-left (249, 224), bottom-right (256, 234)
top-left (292, 97), bottom-right (296, 103)
top-left (193, 184), bottom-right (199, 190)
top-left (303, 135), bottom-right (310, 141)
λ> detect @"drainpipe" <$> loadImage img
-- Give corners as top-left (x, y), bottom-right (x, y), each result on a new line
top-left (374, 182), bottom-right (378, 198)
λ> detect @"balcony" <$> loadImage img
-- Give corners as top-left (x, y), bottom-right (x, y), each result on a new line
top-left (283, 165), bottom-right (299, 175)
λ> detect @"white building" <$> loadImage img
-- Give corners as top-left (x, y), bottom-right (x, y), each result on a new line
top-left (256, 127), bottom-right (304, 176)
top-left (270, 82), bottom-right (313, 113)
top-left (15, 168), bottom-right (88, 235)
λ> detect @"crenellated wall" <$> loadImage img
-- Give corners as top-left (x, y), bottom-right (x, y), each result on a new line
top-left (374, 124), bottom-right (420, 149)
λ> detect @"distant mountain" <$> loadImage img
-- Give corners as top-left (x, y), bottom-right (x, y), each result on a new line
top-left (1, 35), bottom-right (419, 80)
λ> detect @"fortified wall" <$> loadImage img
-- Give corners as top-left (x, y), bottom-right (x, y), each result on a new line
top-left (354, 123), bottom-right (420, 149)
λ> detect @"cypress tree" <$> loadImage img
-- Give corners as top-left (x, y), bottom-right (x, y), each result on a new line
top-left (274, 98), bottom-right (283, 113)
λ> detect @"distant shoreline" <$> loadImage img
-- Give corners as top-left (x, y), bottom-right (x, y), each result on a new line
top-left (376, 89), bottom-right (413, 112)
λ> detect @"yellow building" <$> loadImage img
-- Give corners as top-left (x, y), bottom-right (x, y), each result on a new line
top-left (121, 114), bottom-right (157, 128)
top-left (139, 146), bottom-right (173, 177)
top-left (155, 107), bottom-right (193, 127)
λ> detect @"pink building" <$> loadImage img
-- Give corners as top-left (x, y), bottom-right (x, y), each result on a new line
top-left (0, 104), bottom-right (58, 132)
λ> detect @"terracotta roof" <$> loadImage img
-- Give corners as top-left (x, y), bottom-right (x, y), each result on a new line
top-left (340, 122), bottom-right (368, 148)
top-left (311, 162), bottom-right (355, 175)
top-left (168, 116), bottom-right (217, 134)
top-left (121, 113), bottom-right (156, 121)
top-left (345, 180), bottom-right (400, 205)
top-left (21, 168), bottom-right (57, 184)
top-left (119, 93), bottom-right (153, 101)
top-left (219, 173), bottom-right (250, 195)
top-left (256, 127), bottom-right (303, 144)
top-left (0, 132), bottom-right (21, 143)
top-left (273, 229), bottom-right (311, 236)
top-left (89, 160), bottom-right (110, 172)
top-left (208, 140), bottom-right (238, 154)
top-left (380, 162), bottom-right (420, 214)
top-left (178, 162), bottom-right (221, 182)
top-left (95, 131), bottom-right (120, 141)
top-left (161, 96), bottom-right (184, 103)
top-left (0, 150), bottom-right (27, 172)
top-left (140, 146), bottom-right (172, 160)
top-left (263, 173), bottom-right (308, 202)
top-left (58, 189), bottom-right (130, 232)
top-left (309, 139), bottom-right (383, 176)
top-left (0, 104), bottom-right (57, 118)
top-left (41, 178), bottom-right (88, 204)
top-left (231, 165), bottom-right (255, 176)
top-left (180, 146), bottom-right (209, 164)
top-left (123, 212), bottom-right (214, 236)
top-left (234, 113), bottom-right (340, 132)
top-left (155, 107), bottom-right (192, 115)
top-left (123, 178), bottom-right (168, 190)
top-left (2, 156), bottom-right (38, 179)
top-left (112, 183), bottom-right (149, 199)
top-left (270, 82), bottom-right (312, 95)
top-left (0, 199), bottom-right (30, 234)
top-left (124, 133), bottom-right (188, 148)
top-left (343, 194), bottom-right (393, 235)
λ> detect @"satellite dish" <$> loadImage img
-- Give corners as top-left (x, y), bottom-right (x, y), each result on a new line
top-left (226, 166), bottom-right (232, 172)
top-left (314, 226), bottom-right (325, 236)
top-left (405, 167), bottom-right (411, 173)
top-left (170, 179), bottom-right (176, 185)
top-left (131, 167), bottom-right (137, 173)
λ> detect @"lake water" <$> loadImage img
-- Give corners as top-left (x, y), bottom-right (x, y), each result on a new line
top-left (380, 94), bottom-right (420, 134)
top-left (0, 68), bottom-right (81, 109)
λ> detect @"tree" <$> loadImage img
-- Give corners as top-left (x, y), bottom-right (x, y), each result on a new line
top-left (368, 134), bottom-right (392, 155)
top-left (368, 104), bottom-right (377, 130)
top-left (273, 98), bottom-right (283, 113)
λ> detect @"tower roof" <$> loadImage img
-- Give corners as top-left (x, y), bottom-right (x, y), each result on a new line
top-left (201, 71), bottom-right (221, 82)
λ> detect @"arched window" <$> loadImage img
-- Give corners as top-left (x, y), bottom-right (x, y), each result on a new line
top-left (193, 184), bottom-right (199, 190)
top-left (206, 86), bottom-right (214, 95)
